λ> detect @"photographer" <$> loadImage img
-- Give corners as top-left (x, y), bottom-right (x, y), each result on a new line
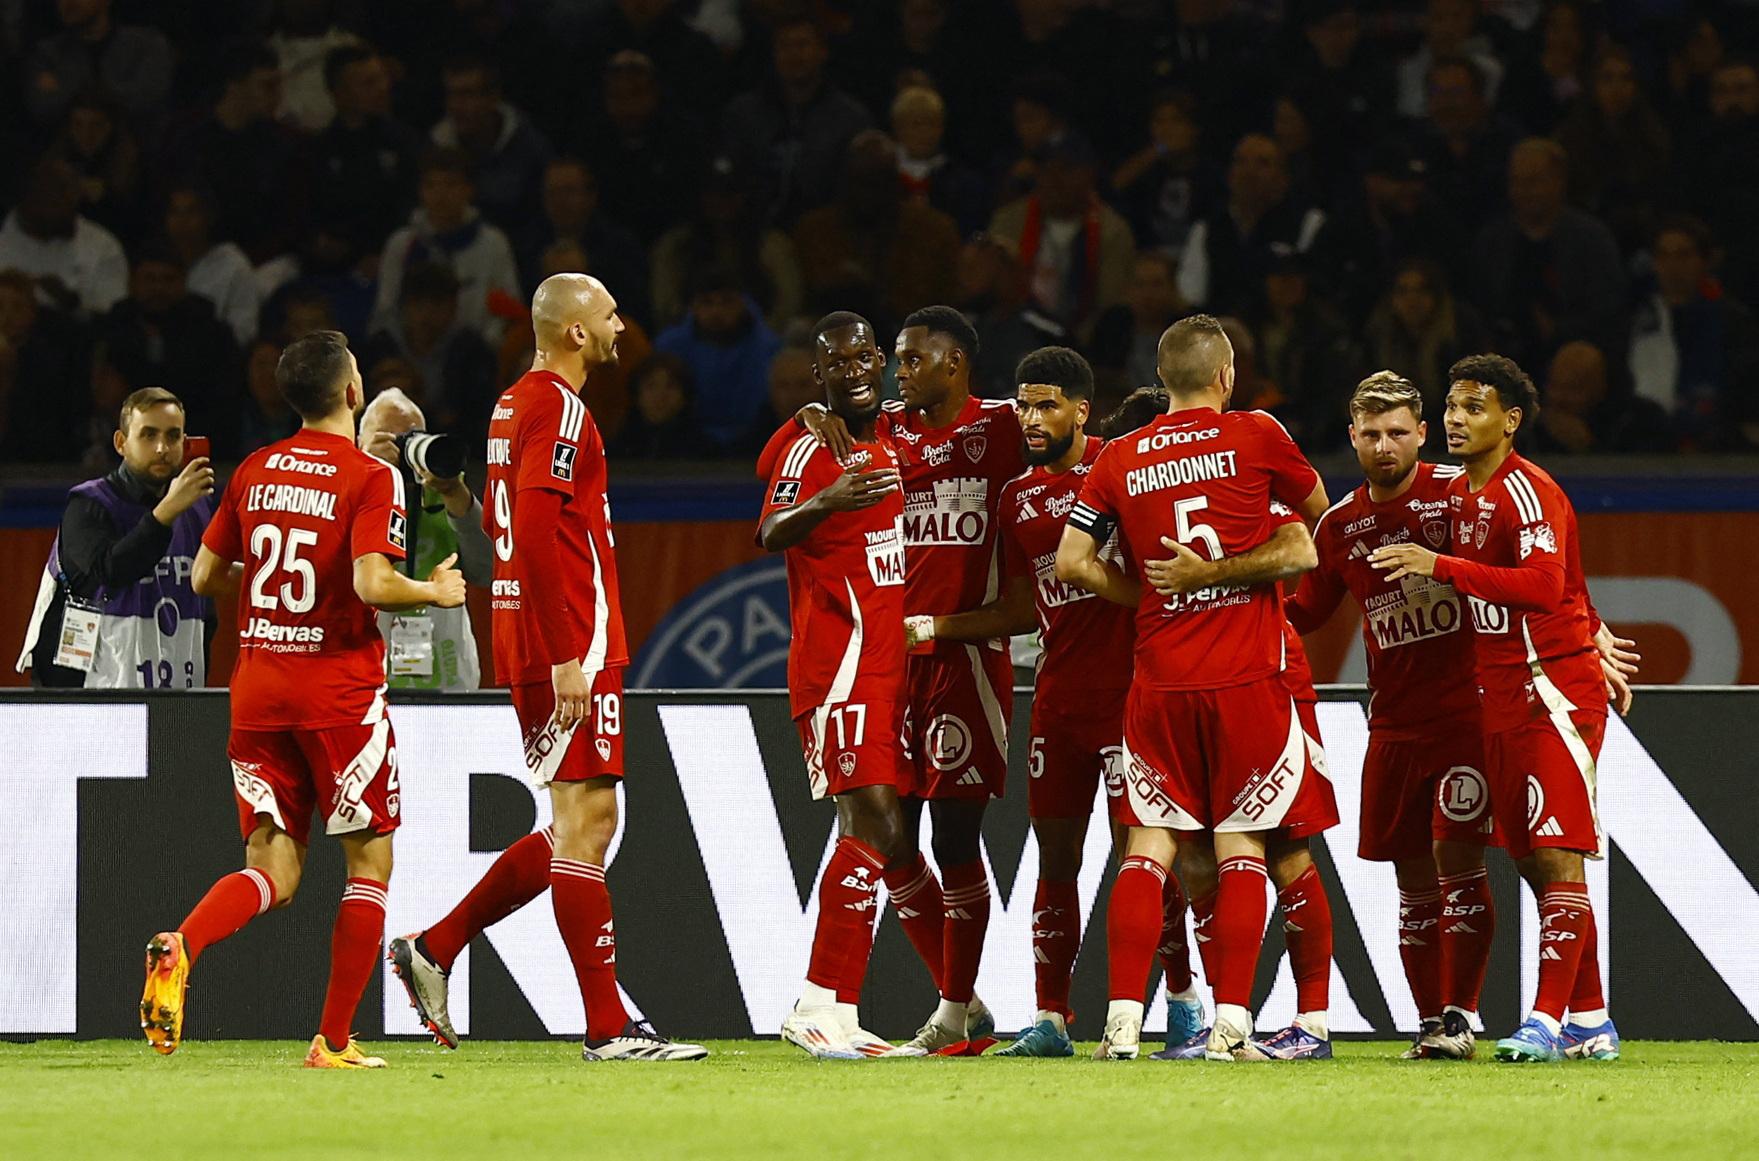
top-left (16, 387), bottom-right (216, 687)
top-left (359, 388), bottom-right (492, 690)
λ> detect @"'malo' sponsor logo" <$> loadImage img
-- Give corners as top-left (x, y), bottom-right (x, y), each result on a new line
top-left (903, 478), bottom-right (991, 546)
top-left (1468, 594), bottom-right (1510, 634)
top-left (1368, 591), bottom-right (1462, 649)
top-left (864, 524), bottom-right (906, 586)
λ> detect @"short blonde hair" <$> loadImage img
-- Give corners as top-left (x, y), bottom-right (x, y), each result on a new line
top-left (1348, 371), bottom-right (1423, 422)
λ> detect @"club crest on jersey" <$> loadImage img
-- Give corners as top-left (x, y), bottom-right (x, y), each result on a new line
top-left (962, 434), bottom-right (987, 462)
top-left (837, 751), bottom-right (857, 778)
top-left (1424, 520), bottom-right (1448, 548)
top-left (1474, 518), bottom-right (1491, 549)
top-left (596, 737), bottom-right (613, 762)
top-left (388, 510), bottom-right (407, 551)
top-left (770, 480), bottom-right (801, 506)
top-left (1518, 522), bottom-right (1556, 559)
top-left (551, 442), bottom-right (577, 482)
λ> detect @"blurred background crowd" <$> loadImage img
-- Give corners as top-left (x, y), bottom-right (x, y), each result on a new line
top-left (0, 0), bottom-right (1755, 471)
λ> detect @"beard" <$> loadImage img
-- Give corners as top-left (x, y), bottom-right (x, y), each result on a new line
top-left (830, 389), bottom-right (881, 428)
top-left (1023, 429), bottom-right (1074, 466)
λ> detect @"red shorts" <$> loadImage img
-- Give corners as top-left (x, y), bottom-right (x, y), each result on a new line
top-left (1278, 700), bottom-right (1340, 839)
top-left (1027, 694), bottom-right (1126, 819)
top-left (901, 645), bottom-right (1012, 800)
top-left (1486, 708), bottom-right (1606, 861)
top-left (1114, 676), bottom-right (1330, 832)
top-left (796, 700), bottom-right (911, 800)
top-left (510, 667), bottom-right (626, 788)
top-left (229, 717), bottom-right (400, 847)
top-left (1359, 725), bottom-right (1496, 862)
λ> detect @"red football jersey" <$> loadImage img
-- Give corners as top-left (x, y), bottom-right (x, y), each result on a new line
top-left (998, 435), bottom-right (1134, 706)
top-left (1287, 461), bottom-right (1480, 738)
top-left (1434, 453), bottom-right (1602, 727)
top-left (1071, 407), bottom-right (1321, 690)
top-left (879, 396), bottom-right (1025, 649)
top-left (758, 427), bottom-right (907, 718)
top-left (484, 370), bottom-right (628, 687)
top-left (202, 429), bottom-right (406, 729)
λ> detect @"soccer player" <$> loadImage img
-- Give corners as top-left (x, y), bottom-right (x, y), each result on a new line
top-left (912, 348), bottom-right (1201, 1057)
top-left (1098, 387), bottom-right (1341, 1062)
top-left (1370, 354), bottom-right (1622, 1063)
top-left (389, 274), bottom-right (706, 1062)
top-left (1057, 315), bottom-right (1329, 1060)
top-left (757, 311), bottom-right (909, 1059)
top-left (141, 330), bottom-right (466, 1067)
top-left (1282, 372), bottom-right (1497, 1059)
top-left (763, 306), bottom-right (1021, 1053)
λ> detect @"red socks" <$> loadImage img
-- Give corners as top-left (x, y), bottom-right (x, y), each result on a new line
top-left (1189, 889), bottom-right (1219, 984)
top-left (807, 837), bottom-right (885, 993)
top-left (1438, 866), bottom-right (1495, 1014)
top-left (1277, 864), bottom-right (1333, 1014)
top-left (1533, 882), bottom-right (1593, 1022)
top-left (424, 827), bottom-right (554, 971)
top-left (1106, 856), bottom-right (1166, 1002)
top-left (882, 854), bottom-right (945, 991)
top-left (179, 868), bottom-right (276, 963)
top-left (1157, 873), bottom-right (1193, 994)
top-left (551, 857), bottom-right (628, 1040)
top-left (1398, 885), bottom-right (1443, 1020)
top-left (1210, 855), bottom-right (1271, 1009)
top-left (940, 861), bottom-right (990, 1004)
top-left (1032, 878), bottom-right (1082, 1017)
top-left (319, 878), bottom-right (386, 1051)
top-left (839, 904), bottom-right (876, 1006)
top-left (1567, 890), bottom-right (1605, 1015)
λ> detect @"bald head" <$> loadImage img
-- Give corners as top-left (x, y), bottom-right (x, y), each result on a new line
top-left (1157, 314), bottom-right (1235, 400)
top-left (532, 273), bottom-right (607, 341)
top-left (531, 272), bottom-right (624, 367)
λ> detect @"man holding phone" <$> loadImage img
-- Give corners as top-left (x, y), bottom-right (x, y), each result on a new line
top-left (16, 387), bottom-right (219, 687)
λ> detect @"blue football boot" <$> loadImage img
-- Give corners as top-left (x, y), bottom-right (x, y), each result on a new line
top-left (1494, 1017), bottom-right (1563, 1063)
top-left (1559, 1017), bottom-right (1620, 1061)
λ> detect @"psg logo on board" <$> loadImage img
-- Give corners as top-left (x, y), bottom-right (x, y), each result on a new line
top-left (962, 435), bottom-right (987, 463)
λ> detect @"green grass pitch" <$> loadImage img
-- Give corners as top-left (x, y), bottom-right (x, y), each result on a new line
top-left (4, 1040), bottom-right (1757, 1160)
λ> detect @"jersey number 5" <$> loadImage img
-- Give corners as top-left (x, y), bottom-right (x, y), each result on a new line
top-left (1174, 496), bottom-right (1222, 559)
top-left (248, 525), bottom-right (317, 613)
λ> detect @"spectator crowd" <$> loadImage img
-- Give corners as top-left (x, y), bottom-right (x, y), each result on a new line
top-left (1, 0), bottom-right (1755, 468)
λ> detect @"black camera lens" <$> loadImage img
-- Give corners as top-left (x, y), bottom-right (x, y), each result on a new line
top-left (395, 431), bottom-right (465, 478)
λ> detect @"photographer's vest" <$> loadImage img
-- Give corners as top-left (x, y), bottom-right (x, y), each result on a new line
top-left (16, 479), bottom-right (213, 688)
top-left (376, 486), bottom-right (481, 691)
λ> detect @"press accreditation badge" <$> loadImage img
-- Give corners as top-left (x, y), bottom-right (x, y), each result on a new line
top-left (388, 614), bottom-right (435, 677)
top-left (54, 601), bottom-right (101, 672)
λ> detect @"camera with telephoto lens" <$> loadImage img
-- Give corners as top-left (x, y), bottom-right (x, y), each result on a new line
top-left (393, 430), bottom-right (466, 479)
